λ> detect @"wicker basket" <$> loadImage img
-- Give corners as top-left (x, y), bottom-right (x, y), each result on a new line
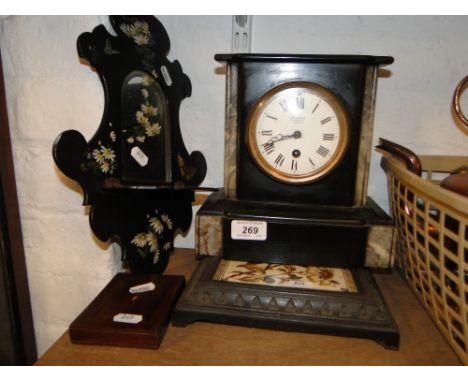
top-left (381, 154), bottom-right (468, 364)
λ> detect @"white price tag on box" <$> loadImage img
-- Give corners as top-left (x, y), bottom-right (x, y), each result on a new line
top-left (231, 220), bottom-right (267, 241)
top-left (129, 282), bottom-right (156, 294)
top-left (113, 313), bottom-right (143, 324)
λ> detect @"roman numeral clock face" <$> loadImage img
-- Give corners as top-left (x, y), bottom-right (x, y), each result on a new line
top-left (246, 82), bottom-right (350, 184)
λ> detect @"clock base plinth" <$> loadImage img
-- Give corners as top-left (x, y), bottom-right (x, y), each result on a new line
top-left (196, 190), bottom-right (396, 269)
top-left (172, 257), bottom-right (399, 350)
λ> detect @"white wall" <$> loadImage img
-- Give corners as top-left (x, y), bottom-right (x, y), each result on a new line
top-left (0, 15), bottom-right (467, 357)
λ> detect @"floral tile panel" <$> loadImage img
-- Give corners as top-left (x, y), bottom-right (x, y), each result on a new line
top-left (213, 260), bottom-right (358, 293)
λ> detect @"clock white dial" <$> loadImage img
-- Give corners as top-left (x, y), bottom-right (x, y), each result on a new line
top-left (246, 82), bottom-right (349, 184)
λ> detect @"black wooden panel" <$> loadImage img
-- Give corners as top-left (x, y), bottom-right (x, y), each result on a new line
top-left (223, 217), bottom-right (368, 268)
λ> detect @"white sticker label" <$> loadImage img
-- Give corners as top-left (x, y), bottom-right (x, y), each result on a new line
top-left (131, 146), bottom-right (149, 167)
top-left (129, 282), bottom-right (156, 294)
top-left (160, 65), bottom-right (172, 86)
top-left (231, 220), bottom-right (267, 241)
top-left (113, 313), bottom-right (143, 324)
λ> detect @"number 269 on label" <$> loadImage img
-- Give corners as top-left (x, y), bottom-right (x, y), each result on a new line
top-left (231, 220), bottom-right (267, 241)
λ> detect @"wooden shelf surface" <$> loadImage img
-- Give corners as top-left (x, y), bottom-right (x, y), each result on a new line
top-left (35, 248), bottom-right (461, 366)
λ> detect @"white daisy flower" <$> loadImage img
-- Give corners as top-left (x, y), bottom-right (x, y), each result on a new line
top-left (161, 214), bottom-right (173, 230)
top-left (136, 135), bottom-right (146, 143)
top-left (100, 146), bottom-right (116, 162)
top-left (134, 21), bottom-right (149, 34)
top-left (92, 149), bottom-right (105, 164)
top-left (100, 161), bottom-right (110, 173)
top-left (135, 110), bottom-right (149, 126)
top-left (133, 34), bottom-right (149, 46)
top-left (149, 217), bottom-right (164, 234)
top-left (146, 232), bottom-right (159, 253)
top-left (131, 233), bottom-right (148, 248)
top-left (163, 242), bottom-right (172, 251)
top-left (127, 136), bottom-right (135, 143)
top-left (120, 23), bottom-right (136, 37)
top-left (141, 103), bottom-right (157, 116)
top-left (141, 88), bottom-right (149, 98)
top-left (145, 123), bottom-right (161, 137)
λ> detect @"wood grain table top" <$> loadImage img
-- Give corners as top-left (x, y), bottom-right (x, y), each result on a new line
top-left (35, 248), bottom-right (461, 366)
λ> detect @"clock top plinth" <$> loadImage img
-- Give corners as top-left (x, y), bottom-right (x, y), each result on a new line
top-left (215, 54), bottom-right (394, 66)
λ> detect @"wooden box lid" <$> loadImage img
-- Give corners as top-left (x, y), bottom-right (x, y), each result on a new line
top-left (69, 272), bottom-right (185, 349)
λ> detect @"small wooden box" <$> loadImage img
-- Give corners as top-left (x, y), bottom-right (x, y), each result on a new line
top-left (69, 273), bottom-right (185, 349)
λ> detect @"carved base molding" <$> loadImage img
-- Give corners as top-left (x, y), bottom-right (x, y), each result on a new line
top-left (172, 257), bottom-right (399, 349)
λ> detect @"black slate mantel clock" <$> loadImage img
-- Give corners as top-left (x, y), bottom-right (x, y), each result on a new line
top-left (218, 54), bottom-right (395, 267)
top-left (173, 53), bottom-right (400, 349)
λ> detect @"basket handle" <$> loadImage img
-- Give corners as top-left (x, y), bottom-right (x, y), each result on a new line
top-left (453, 75), bottom-right (468, 129)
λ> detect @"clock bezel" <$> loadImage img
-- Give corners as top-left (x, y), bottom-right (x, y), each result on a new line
top-left (245, 81), bottom-right (350, 185)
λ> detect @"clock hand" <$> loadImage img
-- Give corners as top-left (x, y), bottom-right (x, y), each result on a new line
top-left (267, 130), bottom-right (302, 144)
